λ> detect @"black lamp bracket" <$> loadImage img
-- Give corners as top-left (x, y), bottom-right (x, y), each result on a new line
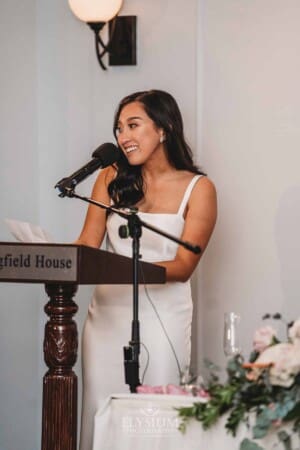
top-left (87, 16), bottom-right (137, 70)
top-left (87, 20), bottom-right (115, 70)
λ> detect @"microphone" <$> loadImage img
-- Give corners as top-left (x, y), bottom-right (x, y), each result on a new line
top-left (55, 142), bottom-right (120, 197)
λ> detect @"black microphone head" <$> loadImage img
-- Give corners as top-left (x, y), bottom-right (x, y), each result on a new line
top-left (92, 143), bottom-right (121, 166)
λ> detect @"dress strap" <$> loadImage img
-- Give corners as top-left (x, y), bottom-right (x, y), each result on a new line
top-left (177, 174), bottom-right (203, 217)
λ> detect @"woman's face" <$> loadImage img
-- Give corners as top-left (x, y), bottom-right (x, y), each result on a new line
top-left (116, 101), bottom-right (164, 166)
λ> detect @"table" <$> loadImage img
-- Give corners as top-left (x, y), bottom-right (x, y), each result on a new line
top-left (92, 394), bottom-right (297, 450)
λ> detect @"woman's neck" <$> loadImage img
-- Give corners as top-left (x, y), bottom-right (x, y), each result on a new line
top-left (141, 151), bottom-right (176, 183)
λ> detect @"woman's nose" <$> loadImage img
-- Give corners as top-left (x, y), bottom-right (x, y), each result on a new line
top-left (118, 130), bottom-right (131, 145)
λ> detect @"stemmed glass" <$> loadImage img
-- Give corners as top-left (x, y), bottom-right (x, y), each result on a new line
top-left (223, 312), bottom-right (242, 357)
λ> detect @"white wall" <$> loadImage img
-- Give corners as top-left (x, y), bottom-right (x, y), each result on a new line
top-left (0, 2), bottom-right (42, 450)
top-left (0, 1), bottom-right (198, 448)
top-left (198, 0), bottom-right (300, 369)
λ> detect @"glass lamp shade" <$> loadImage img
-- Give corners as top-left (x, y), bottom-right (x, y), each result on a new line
top-left (68, 0), bottom-right (123, 23)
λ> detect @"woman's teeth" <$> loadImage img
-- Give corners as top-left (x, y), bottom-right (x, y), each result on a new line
top-left (125, 145), bottom-right (138, 154)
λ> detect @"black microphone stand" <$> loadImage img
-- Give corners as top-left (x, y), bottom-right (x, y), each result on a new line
top-left (56, 186), bottom-right (201, 393)
top-left (121, 212), bottom-right (142, 392)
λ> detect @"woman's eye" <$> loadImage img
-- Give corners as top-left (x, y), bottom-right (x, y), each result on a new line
top-left (128, 123), bottom-right (137, 129)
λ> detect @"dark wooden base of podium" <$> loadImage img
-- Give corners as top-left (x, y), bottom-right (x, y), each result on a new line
top-left (42, 283), bottom-right (79, 450)
top-left (42, 375), bottom-right (77, 450)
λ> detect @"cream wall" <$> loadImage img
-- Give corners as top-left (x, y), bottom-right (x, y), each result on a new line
top-left (198, 0), bottom-right (300, 368)
top-left (0, 2), bottom-right (42, 450)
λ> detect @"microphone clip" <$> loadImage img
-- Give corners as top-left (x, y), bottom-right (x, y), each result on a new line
top-left (55, 179), bottom-right (76, 198)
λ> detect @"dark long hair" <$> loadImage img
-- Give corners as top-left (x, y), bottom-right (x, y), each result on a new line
top-left (108, 89), bottom-right (205, 208)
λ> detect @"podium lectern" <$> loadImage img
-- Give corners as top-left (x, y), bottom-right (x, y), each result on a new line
top-left (0, 242), bottom-right (165, 450)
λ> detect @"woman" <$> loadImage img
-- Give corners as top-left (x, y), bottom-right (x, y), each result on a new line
top-left (77, 90), bottom-right (217, 450)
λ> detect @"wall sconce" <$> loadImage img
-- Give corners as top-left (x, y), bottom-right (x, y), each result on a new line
top-left (68, 0), bottom-right (137, 71)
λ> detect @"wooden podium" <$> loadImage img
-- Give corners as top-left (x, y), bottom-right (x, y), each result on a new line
top-left (0, 242), bottom-right (165, 450)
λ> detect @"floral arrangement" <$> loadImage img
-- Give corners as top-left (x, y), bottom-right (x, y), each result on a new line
top-left (177, 314), bottom-right (300, 450)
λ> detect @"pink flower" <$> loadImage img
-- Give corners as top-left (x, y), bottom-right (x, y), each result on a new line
top-left (289, 318), bottom-right (300, 345)
top-left (136, 385), bottom-right (164, 394)
top-left (246, 371), bottom-right (260, 381)
top-left (196, 389), bottom-right (211, 401)
top-left (166, 384), bottom-right (187, 395)
top-left (255, 342), bottom-right (300, 387)
top-left (253, 326), bottom-right (277, 353)
top-left (136, 384), bottom-right (210, 401)
top-left (272, 419), bottom-right (283, 428)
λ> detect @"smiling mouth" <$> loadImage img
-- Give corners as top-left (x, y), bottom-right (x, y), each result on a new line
top-left (125, 145), bottom-right (138, 154)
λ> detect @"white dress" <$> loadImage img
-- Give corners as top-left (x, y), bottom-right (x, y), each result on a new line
top-left (79, 175), bottom-right (202, 450)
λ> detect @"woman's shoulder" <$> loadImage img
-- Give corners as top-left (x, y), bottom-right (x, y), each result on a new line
top-left (188, 175), bottom-right (217, 216)
top-left (180, 170), bottom-right (216, 191)
top-left (192, 174), bottom-right (216, 196)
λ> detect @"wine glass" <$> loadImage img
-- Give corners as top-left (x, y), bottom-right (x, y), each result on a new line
top-left (223, 312), bottom-right (242, 357)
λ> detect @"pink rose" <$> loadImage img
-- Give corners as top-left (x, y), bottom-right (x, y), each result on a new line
top-left (255, 343), bottom-right (300, 387)
top-left (136, 385), bottom-right (164, 394)
top-left (166, 384), bottom-right (187, 395)
top-left (253, 326), bottom-right (277, 353)
top-left (289, 318), bottom-right (300, 345)
top-left (196, 388), bottom-right (211, 401)
top-left (136, 385), bottom-right (153, 394)
top-left (136, 384), bottom-right (211, 400)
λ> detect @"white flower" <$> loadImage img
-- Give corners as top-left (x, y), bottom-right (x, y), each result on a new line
top-left (288, 318), bottom-right (300, 345)
top-left (256, 343), bottom-right (300, 387)
top-left (253, 326), bottom-right (277, 353)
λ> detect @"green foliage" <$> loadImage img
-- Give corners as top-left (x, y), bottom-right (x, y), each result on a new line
top-left (177, 355), bottom-right (300, 450)
top-left (240, 438), bottom-right (264, 450)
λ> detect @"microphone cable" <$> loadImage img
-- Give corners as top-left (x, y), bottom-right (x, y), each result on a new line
top-left (139, 262), bottom-right (183, 383)
top-left (140, 342), bottom-right (150, 384)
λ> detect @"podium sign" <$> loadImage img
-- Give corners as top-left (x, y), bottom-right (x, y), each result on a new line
top-left (0, 242), bottom-right (165, 284)
top-left (0, 242), bottom-right (165, 450)
top-left (0, 243), bottom-right (77, 281)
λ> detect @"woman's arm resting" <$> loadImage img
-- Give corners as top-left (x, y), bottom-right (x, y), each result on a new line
top-left (156, 177), bottom-right (217, 282)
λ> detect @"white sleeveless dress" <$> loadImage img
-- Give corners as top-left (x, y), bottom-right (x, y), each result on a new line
top-left (79, 175), bottom-right (202, 450)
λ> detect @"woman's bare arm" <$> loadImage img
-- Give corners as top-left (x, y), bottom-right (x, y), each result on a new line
top-left (75, 166), bottom-right (116, 248)
top-left (156, 177), bottom-right (217, 282)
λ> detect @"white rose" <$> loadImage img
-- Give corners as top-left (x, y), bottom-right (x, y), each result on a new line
top-left (288, 318), bottom-right (300, 345)
top-left (253, 326), bottom-right (277, 353)
top-left (256, 343), bottom-right (300, 387)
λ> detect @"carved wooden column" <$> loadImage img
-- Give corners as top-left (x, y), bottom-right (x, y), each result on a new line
top-left (42, 283), bottom-right (79, 450)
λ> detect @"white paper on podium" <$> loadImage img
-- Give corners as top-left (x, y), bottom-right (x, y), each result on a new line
top-left (4, 219), bottom-right (54, 243)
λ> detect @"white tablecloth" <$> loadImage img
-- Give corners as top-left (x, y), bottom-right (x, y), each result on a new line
top-left (92, 394), bottom-right (296, 450)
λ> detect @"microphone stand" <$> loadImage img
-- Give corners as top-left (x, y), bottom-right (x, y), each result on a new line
top-left (121, 212), bottom-right (142, 392)
top-left (56, 186), bottom-right (201, 393)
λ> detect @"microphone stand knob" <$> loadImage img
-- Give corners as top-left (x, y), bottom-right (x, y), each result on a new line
top-left (119, 225), bottom-right (130, 238)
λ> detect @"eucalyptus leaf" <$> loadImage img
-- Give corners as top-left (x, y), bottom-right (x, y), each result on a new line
top-left (276, 400), bottom-right (296, 419)
top-left (252, 424), bottom-right (269, 439)
top-left (240, 438), bottom-right (264, 450)
top-left (284, 401), bottom-right (300, 421)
